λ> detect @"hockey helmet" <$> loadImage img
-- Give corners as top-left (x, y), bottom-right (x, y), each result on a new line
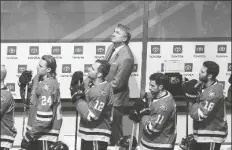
top-left (115, 135), bottom-right (138, 150)
top-left (50, 141), bottom-right (69, 150)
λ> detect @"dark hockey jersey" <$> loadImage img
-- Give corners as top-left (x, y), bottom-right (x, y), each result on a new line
top-left (140, 91), bottom-right (177, 150)
top-left (189, 81), bottom-right (228, 143)
top-left (1, 86), bottom-right (17, 148)
top-left (76, 81), bottom-right (114, 143)
top-left (26, 77), bottom-right (62, 142)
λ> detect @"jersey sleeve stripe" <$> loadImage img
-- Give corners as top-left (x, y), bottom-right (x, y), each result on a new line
top-left (197, 108), bottom-right (208, 121)
top-left (193, 130), bottom-right (227, 135)
top-left (36, 116), bottom-right (52, 122)
top-left (0, 135), bottom-right (15, 140)
top-left (87, 109), bottom-right (98, 121)
top-left (147, 122), bottom-right (160, 133)
top-left (37, 111), bottom-right (53, 116)
top-left (79, 126), bottom-right (111, 134)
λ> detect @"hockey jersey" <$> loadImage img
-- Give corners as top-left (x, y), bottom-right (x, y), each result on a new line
top-left (76, 81), bottom-right (114, 143)
top-left (140, 91), bottom-right (177, 150)
top-left (189, 81), bottom-right (228, 143)
top-left (1, 86), bottom-right (17, 149)
top-left (26, 77), bottom-right (62, 142)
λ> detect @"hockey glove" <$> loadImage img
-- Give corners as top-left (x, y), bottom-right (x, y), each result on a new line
top-left (129, 108), bottom-right (150, 123)
top-left (50, 141), bottom-right (69, 150)
top-left (129, 109), bottom-right (141, 123)
top-left (116, 135), bottom-right (138, 150)
top-left (19, 70), bottom-right (32, 88)
top-left (182, 79), bottom-right (201, 101)
top-left (179, 134), bottom-right (196, 150)
top-left (21, 132), bottom-right (34, 149)
top-left (70, 71), bottom-right (85, 103)
top-left (132, 93), bottom-right (149, 113)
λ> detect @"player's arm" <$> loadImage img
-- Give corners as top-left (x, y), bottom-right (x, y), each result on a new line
top-left (143, 104), bottom-right (173, 135)
top-left (75, 86), bottom-right (112, 122)
top-left (29, 82), bottom-right (57, 135)
top-left (110, 58), bottom-right (133, 94)
top-left (189, 89), bottom-right (222, 121)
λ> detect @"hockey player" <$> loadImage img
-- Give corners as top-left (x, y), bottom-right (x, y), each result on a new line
top-left (129, 73), bottom-right (177, 150)
top-left (183, 61), bottom-right (228, 150)
top-left (1, 65), bottom-right (17, 150)
top-left (19, 55), bottom-right (63, 150)
top-left (70, 59), bottom-right (114, 150)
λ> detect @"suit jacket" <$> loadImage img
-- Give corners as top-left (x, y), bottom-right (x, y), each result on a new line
top-left (104, 44), bottom-right (134, 107)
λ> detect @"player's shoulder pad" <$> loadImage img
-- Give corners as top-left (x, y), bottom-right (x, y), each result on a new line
top-left (1, 89), bottom-right (14, 104)
top-left (207, 83), bottom-right (223, 99)
top-left (99, 82), bottom-right (112, 96)
top-left (39, 78), bottom-right (59, 91)
top-left (159, 93), bottom-right (174, 111)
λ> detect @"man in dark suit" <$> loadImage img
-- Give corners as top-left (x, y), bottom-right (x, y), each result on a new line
top-left (104, 23), bottom-right (134, 145)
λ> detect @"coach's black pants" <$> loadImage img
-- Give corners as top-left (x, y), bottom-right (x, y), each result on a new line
top-left (27, 140), bottom-right (55, 150)
top-left (195, 142), bottom-right (221, 150)
top-left (110, 106), bottom-right (124, 146)
top-left (81, 139), bottom-right (108, 150)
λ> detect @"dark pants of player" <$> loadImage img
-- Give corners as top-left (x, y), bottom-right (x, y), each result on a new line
top-left (110, 106), bottom-right (124, 146)
top-left (0, 148), bottom-right (9, 150)
top-left (195, 142), bottom-right (221, 150)
top-left (81, 139), bottom-right (108, 150)
top-left (27, 140), bottom-right (55, 150)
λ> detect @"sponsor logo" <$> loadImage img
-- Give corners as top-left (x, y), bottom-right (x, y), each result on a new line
top-left (228, 63), bottom-right (231, 72)
top-left (172, 45), bottom-right (183, 58)
top-left (74, 46), bottom-right (83, 55)
top-left (6, 83), bottom-right (15, 92)
top-left (84, 64), bottom-right (92, 73)
top-left (173, 45), bottom-right (182, 54)
top-left (151, 45), bottom-right (160, 54)
top-left (195, 45), bottom-right (204, 54)
top-left (29, 46), bottom-right (39, 55)
top-left (62, 64), bottom-right (71, 73)
top-left (185, 63), bottom-right (193, 72)
top-left (217, 45), bottom-right (227, 53)
top-left (96, 46), bottom-right (105, 55)
top-left (18, 65), bottom-right (27, 73)
top-left (52, 46), bottom-right (61, 55)
top-left (132, 64), bottom-right (138, 72)
top-left (7, 46), bottom-right (17, 55)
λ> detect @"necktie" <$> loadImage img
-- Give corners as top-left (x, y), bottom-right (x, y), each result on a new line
top-left (106, 48), bottom-right (115, 62)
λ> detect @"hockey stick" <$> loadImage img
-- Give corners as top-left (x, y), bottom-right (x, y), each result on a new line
top-left (186, 101), bottom-right (189, 150)
top-left (19, 84), bottom-right (29, 150)
top-left (74, 80), bottom-right (82, 150)
top-left (22, 84), bottom-right (28, 138)
top-left (128, 122), bottom-right (138, 150)
top-left (74, 110), bottom-right (78, 150)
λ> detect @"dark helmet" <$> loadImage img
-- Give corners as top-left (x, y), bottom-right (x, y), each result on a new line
top-left (50, 141), bottom-right (69, 150)
top-left (116, 135), bottom-right (138, 150)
